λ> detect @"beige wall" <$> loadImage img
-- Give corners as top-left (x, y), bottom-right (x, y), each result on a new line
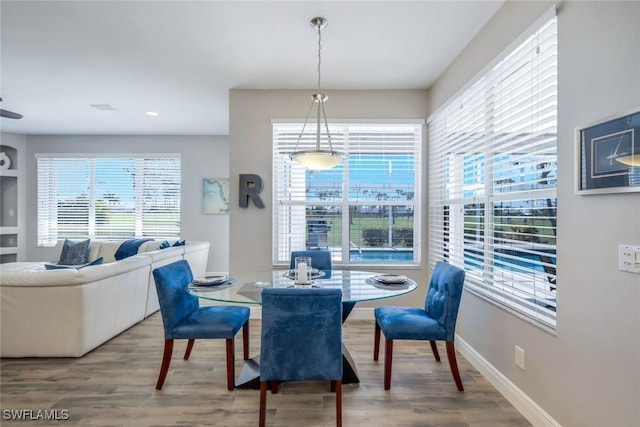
top-left (23, 135), bottom-right (230, 273)
top-left (230, 2), bottom-right (640, 425)
top-left (229, 89), bottom-right (429, 306)
top-left (429, 1), bottom-right (640, 426)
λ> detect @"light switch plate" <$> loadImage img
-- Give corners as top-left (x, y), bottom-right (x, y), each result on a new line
top-left (618, 244), bottom-right (640, 274)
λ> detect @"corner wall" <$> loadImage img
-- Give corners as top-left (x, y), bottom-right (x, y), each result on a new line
top-left (428, 1), bottom-right (640, 426)
top-left (228, 89), bottom-right (429, 307)
top-left (23, 135), bottom-right (230, 273)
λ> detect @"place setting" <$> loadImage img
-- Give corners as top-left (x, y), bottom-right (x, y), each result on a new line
top-left (282, 268), bottom-right (326, 280)
top-left (190, 275), bottom-right (237, 289)
top-left (366, 274), bottom-right (411, 289)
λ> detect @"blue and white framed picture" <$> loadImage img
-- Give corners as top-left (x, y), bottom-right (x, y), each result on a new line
top-left (202, 178), bottom-right (230, 214)
top-left (575, 108), bottom-right (640, 194)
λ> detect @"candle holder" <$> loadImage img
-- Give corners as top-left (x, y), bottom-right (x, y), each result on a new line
top-left (294, 256), bottom-right (312, 285)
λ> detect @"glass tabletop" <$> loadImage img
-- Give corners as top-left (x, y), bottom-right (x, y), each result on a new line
top-left (188, 270), bottom-right (417, 304)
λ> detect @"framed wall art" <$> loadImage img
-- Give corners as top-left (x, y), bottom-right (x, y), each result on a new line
top-left (202, 178), bottom-right (230, 214)
top-left (575, 108), bottom-right (640, 195)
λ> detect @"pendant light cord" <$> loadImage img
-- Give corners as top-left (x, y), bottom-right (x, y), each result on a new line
top-left (290, 17), bottom-right (340, 160)
top-left (317, 24), bottom-right (322, 91)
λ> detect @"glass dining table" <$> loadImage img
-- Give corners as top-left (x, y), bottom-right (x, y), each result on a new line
top-left (189, 269), bottom-right (417, 389)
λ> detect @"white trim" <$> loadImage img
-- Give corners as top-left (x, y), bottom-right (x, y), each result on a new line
top-left (456, 335), bottom-right (561, 427)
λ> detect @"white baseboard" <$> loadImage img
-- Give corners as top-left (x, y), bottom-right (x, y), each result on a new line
top-left (455, 335), bottom-right (561, 427)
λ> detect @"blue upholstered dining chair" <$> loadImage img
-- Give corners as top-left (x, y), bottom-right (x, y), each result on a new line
top-left (289, 250), bottom-right (332, 272)
top-left (373, 261), bottom-right (466, 391)
top-left (259, 288), bottom-right (343, 427)
top-left (152, 260), bottom-right (250, 391)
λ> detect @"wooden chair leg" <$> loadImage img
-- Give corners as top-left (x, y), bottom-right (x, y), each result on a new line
top-left (335, 380), bottom-right (342, 427)
top-left (373, 322), bottom-right (381, 361)
top-left (445, 341), bottom-right (464, 391)
top-left (330, 380), bottom-right (336, 392)
top-left (156, 339), bottom-right (174, 390)
top-left (271, 380), bottom-right (279, 394)
top-left (225, 338), bottom-right (235, 391)
top-left (384, 338), bottom-right (393, 390)
top-left (430, 340), bottom-right (441, 361)
top-left (242, 321), bottom-right (250, 361)
top-left (259, 381), bottom-right (267, 427)
top-left (183, 339), bottom-right (195, 360)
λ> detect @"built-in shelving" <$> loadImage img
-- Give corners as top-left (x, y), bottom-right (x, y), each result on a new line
top-left (0, 143), bottom-right (19, 264)
top-left (0, 169), bottom-right (17, 177)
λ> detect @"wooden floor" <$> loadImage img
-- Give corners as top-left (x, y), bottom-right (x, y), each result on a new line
top-left (1, 314), bottom-right (531, 427)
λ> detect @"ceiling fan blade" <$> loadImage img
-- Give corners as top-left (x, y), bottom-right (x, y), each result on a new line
top-left (0, 97), bottom-right (24, 119)
top-left (0, 108), bottom-right (23, 119)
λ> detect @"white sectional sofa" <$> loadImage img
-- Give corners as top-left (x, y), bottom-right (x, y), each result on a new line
top-left (0, 239), bottom-right (210, 358)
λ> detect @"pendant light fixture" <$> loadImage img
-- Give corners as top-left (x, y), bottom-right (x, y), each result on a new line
top-left (289, 17), bottom-right (345, 170)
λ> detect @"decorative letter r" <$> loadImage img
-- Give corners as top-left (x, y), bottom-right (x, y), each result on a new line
top-left (239, 174), bottom-right (265, 208)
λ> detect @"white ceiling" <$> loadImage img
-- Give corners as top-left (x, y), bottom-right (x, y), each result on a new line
top-left (0, 0), bottom-right (503, 136)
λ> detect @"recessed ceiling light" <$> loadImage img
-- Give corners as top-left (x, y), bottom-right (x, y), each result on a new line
top-left (146, 111), bottom-right (159, 117)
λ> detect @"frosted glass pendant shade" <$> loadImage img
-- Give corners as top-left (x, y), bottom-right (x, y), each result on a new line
top-left (290, 150), bottom-right (344, 170)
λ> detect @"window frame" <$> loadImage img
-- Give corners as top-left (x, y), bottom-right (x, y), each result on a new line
top-left (36, 153), bottom-right (182, 246)
top-left (272, 120), bottom-right (423, 269)
top-left (427, 9), bottom-right (558, 329)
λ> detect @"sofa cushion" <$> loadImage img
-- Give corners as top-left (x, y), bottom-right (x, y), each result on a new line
top-left (172, 239), bottom-right (186, 247)
top-left (58, 239), bottom-right (91, 265)
top-left (45, 257), bottom-right (105, 270)
top-left (93, 242), bottom-right (122, 263)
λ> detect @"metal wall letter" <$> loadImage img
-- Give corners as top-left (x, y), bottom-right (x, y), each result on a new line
top-left (239, 174), bottom-right (265, 208)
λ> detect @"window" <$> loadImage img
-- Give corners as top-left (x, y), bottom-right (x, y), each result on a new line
top-left (273, 122), bottom-right (422, 267)
top-left (37, 154), bottom-right (181, 246)
top-left (428, 12), bottom-right (557, 328)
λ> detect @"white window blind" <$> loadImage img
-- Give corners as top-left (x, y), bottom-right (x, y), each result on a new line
top-left (37, 154), bottom-right (181, 246)
top-left (428, 12), bottom-right (557, 328)
top-left (273, 122), bottom-right (422, 267)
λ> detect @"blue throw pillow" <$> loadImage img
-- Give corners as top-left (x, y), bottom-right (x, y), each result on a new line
top-left (84, 256), bottom-right (104, 267)
top-left (172, 240), bottom-right (186, 247)
top-left (158, 240), bottom-right (171, 249)
top-left (58, 239), bottom-right (91, 265)
top-left (114, 238), bottom-right (153, 260)
top-left (45, 257), bottom-right (104, 270)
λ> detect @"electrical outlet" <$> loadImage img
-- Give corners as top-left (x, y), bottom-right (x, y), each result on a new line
top-left (515, 345), bottom-right (525, 370)
top-left (618, 244), bottom-right (640, 274)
